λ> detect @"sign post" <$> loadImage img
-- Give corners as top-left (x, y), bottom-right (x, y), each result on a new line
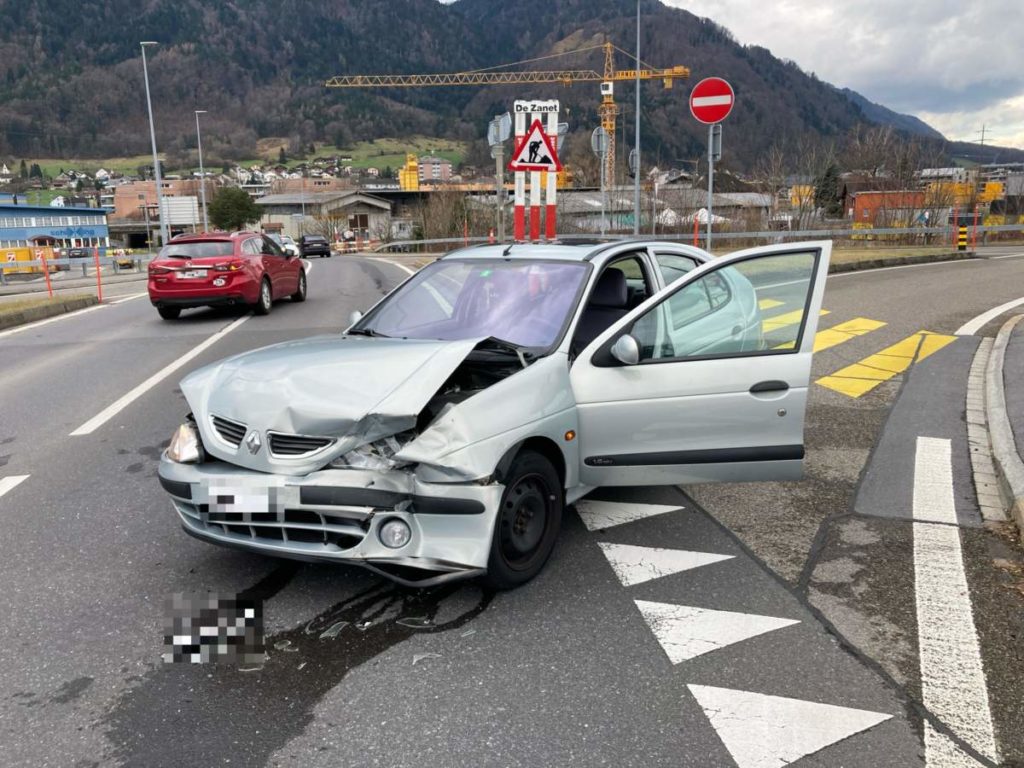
top-left (508, 100), bottom-right (561, 242)
top-left (690, 77), bottom-right (735, 249)
top-left (487, 112), bottom-right (512, 242)
top-left (591, 127), bottom-right (609, 235)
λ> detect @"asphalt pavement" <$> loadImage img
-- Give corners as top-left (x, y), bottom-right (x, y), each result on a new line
top-left (1, 250), bottom-right (1023, 767)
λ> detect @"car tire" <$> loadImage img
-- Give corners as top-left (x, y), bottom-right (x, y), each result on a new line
top-left (291, 270), bottom-right (307, 302)
top-left (254, 277), bottom-right (272, 316)
top-left (483, 450), bottom-right (563, 590)
top-left (157, 306), bottom-right (181, 320)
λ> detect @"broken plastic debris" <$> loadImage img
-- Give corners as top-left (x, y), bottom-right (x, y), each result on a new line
top-left (412, 653), bottom-right (442, 666)
top-left (274, 639), bottom-right (298, 652)
top-left (396, 616), bottom-right (433, 629)
top-left (460, 629), bottom-right (477, 638)
top-left (319, 621), bottom-right (348, 640)
top-left (298, 662), bottom-right (307, 671)
top-left (355, 620), bottom-right (374, 631)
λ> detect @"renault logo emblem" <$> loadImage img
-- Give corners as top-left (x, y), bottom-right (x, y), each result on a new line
top-left (245, 431), bottom-right (262, 455)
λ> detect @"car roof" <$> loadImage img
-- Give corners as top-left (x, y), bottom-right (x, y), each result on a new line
top-left (438, 239), bottom-right (709, 263)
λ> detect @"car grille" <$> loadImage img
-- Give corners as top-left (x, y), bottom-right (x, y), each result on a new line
top-left (268, 432), bottom-right (334, 457)
top-left (211, 415), bottom-right (247, 447)
top-left (177, 501), bottom-right (365, 550)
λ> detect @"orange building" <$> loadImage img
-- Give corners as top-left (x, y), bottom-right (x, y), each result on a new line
top-left (850, 190), bottom-right (926, 226)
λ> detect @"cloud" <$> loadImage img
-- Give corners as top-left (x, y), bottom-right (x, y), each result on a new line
top-left (664, 0), bottom-right (1024, 147)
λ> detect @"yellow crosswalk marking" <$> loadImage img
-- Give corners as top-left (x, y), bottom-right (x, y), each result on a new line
top-left (758, 298), bottom-right (784, 311)
top-left (762, 308), bottom-right (829, 334)
top-left (813, 317), bottom-right (887, 352)
top-left (817, 330), bottom-right (957, 398)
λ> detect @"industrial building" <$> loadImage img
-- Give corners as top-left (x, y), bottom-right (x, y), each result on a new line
top-left (0, 203), bottom-right (109, 250)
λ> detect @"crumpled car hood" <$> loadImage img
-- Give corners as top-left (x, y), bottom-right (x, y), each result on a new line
top-left (180, 334), bottom-right (482, 473)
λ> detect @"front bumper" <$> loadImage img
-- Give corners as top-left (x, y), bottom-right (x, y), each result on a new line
top-left (158, 455), bottom-right (503, 586)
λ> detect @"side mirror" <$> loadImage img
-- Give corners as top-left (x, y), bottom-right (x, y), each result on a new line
top-left (610, 334), bottom-right (640, 366)
top-left (348, 310), bottom-right (363, 325)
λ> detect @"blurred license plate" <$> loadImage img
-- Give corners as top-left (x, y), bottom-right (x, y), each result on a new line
top-left (181, 269), bottom-right (207, 278)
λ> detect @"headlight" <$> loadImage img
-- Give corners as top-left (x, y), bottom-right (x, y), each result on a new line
top-left (167, 422), bottom-right (204, 464)
top-left (329, 433), bottom-right (413, 470)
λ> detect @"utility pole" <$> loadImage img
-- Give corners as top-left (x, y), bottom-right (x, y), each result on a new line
top-left (194, 110), bottom-right (209, 231)
top-left (140, 41), bottom-right (169, 246)
top-left (633, 0), bottom-right (641, 235)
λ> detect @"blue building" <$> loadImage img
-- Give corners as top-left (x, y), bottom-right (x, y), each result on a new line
top-left (0, 204), bottom-right (109, 250)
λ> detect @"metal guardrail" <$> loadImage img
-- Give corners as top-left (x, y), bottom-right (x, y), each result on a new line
top-left (372, 224), bottom-right (1024, 253)
top-left (0, 254), bottom-right (157, 286)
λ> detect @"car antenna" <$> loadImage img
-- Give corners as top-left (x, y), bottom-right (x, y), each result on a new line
top-left (501, 242), bottom-right (515, 257)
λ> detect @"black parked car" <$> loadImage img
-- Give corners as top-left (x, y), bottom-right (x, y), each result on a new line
top-left (298, 234), bottom-right (331, 258)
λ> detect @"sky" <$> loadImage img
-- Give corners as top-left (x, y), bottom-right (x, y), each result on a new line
top-left (664, 0), bottom-right (1024, 149)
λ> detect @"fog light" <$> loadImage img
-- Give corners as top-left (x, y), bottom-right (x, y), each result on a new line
top-left (378, 519), bottom-right (411, 549)
top-left (213, 277), bottom-right (226, 287)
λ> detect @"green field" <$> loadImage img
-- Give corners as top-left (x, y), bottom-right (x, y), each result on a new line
top-left (20, 136), bottom-right (467, 179)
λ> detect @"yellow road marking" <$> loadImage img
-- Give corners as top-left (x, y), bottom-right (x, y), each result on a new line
top-left (813, 317), bottom-right (888, 352)
top-left (762, 308), bottom-right (829, 334)
top-left (817, 330), bottom-right (957, 398)
top-left (758, 298), bottom-right (784, 311)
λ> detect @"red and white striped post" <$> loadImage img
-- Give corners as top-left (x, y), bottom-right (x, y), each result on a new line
top-left (529, 107), bottom-right (542, 241)
top-left (93, 246), bottom-right (103, 303)
top-left (513, 111), bottom-right (526, 241)
top-left (545, 110), bottom-right (558, 240)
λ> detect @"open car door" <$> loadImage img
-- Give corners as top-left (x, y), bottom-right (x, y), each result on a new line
top-left (570, 241), bottom-right (831, 487)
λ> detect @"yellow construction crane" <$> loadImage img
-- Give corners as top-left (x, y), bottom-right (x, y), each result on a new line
top-left (325, 42), bottom-right (689, 187)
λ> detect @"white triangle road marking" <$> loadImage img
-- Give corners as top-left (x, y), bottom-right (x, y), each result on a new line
top-left (598, 543), bottom-right (734, 586)
top-left (575, 499), bottom-right (680, 531)
top-left (0, 474), bottom-right (30, 499)
top-left (635, 600), bottom-right (799, 664)
top-left (688, 684), bottom-right (892, 768)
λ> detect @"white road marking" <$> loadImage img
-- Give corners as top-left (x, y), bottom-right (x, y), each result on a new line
top-left (575, 499), bottom-right (680, 530)
top-left (688, 684), bottom-right (892, 768)
top-left (367, 257), bottom-right (415, 276)
top-left (0, 474), bottom-right (30, 499)
top-left (598, 543), bottom-right (734, 586)
top-left (69, 315), bottom-right (250, 436)
top-left (912, 436), bottom-right (998, 765)
top-left (634, 600), bottom-right (799, 663)
top-left (0, 304), bottom-right (105, 340)
top-left (110, 291), bottom-right (148, 304)
top-left (955, 296), bottom-right (1024, 335)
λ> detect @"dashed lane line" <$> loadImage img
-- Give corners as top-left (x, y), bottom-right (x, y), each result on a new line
top-left (0, 475), bottom-right (29, 499)
top-left (816, 330), bottom-right (957, 398)
top-left (69, 315), bottom-right (250, 436)
top-left (912, 437), bottom-right (998, 765)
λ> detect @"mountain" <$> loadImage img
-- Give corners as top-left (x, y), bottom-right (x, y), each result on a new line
top-left (838, 88), bottom-right (944, 141)
top-left (0, 0), bottom-right (1014, 171)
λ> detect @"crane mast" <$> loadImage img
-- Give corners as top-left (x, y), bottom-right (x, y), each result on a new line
top-left (325, 43), bottom-right (689, 189)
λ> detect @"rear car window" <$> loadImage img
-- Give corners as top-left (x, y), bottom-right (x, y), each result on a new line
top-left (159, 241), bottom-right (234, 259)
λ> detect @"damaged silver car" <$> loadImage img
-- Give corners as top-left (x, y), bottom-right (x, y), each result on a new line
top-left (158, 240), bottom-right (831, 588)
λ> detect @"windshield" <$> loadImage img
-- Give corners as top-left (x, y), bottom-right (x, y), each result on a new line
top-left (159, 241), bottom-right (234, 259)
top-left (356, 259), bottom-right (589, 349)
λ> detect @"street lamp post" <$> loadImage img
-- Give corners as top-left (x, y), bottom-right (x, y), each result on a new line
top-left (194, 110), bottom-right (209, 232)
top-left (140, 41), bottom-right (169, 246)
top-left (139, 195), bottom-right (152, 252)
top-left (633, 0), bottom-right (641, 235)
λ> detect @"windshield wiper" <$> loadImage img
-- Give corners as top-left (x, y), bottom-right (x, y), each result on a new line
top-left (347, 328), bottom-right (389, 338)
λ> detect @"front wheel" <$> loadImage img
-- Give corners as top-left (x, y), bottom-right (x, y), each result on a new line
top-left (253, 277), bottom-right (272, 316)
top-left (483, 450), bottom-right (563, 590)
top-left (157, 306), bottom-right (180, 320)
top-left (291, 270), bottom-right (307, 302)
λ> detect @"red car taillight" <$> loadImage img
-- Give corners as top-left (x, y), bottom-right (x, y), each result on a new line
top-left (149, 265), bottom-right (171, 275)
top-left (214, 260), bottom-right (245, 272)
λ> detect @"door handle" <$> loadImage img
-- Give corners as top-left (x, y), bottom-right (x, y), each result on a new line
top-left (749, 380), bottom-right (789, 394)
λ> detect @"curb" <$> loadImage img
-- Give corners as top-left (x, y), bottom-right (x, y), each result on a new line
top-left (984, 313), bottom-right (1024, 540)
top-left (828, 250), bottom-right (975, 273)
top-left (0, 295), bottom-right (100, 331)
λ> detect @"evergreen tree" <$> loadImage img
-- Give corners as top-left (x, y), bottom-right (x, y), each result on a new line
top-left (814, 165), bottom-right (843, 217)
top-left (208, 187), bottom-right (262, 231)
top-left (29, 163), bottom-right (43, 178)
top-left (19, 159), bottom-right (27, 178)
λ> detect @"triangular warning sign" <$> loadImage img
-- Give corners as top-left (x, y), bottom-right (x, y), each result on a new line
top-left (507, 119), bottom-right (562, 172)
top-left (688, 684), bottom-right (892, 768)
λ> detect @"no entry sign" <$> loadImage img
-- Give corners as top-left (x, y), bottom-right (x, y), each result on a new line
top-left (690, 77), bottom-right (735, 124)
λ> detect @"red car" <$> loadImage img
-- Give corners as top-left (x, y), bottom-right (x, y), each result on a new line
top-left (148, 231), bottom-right (306, 320)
